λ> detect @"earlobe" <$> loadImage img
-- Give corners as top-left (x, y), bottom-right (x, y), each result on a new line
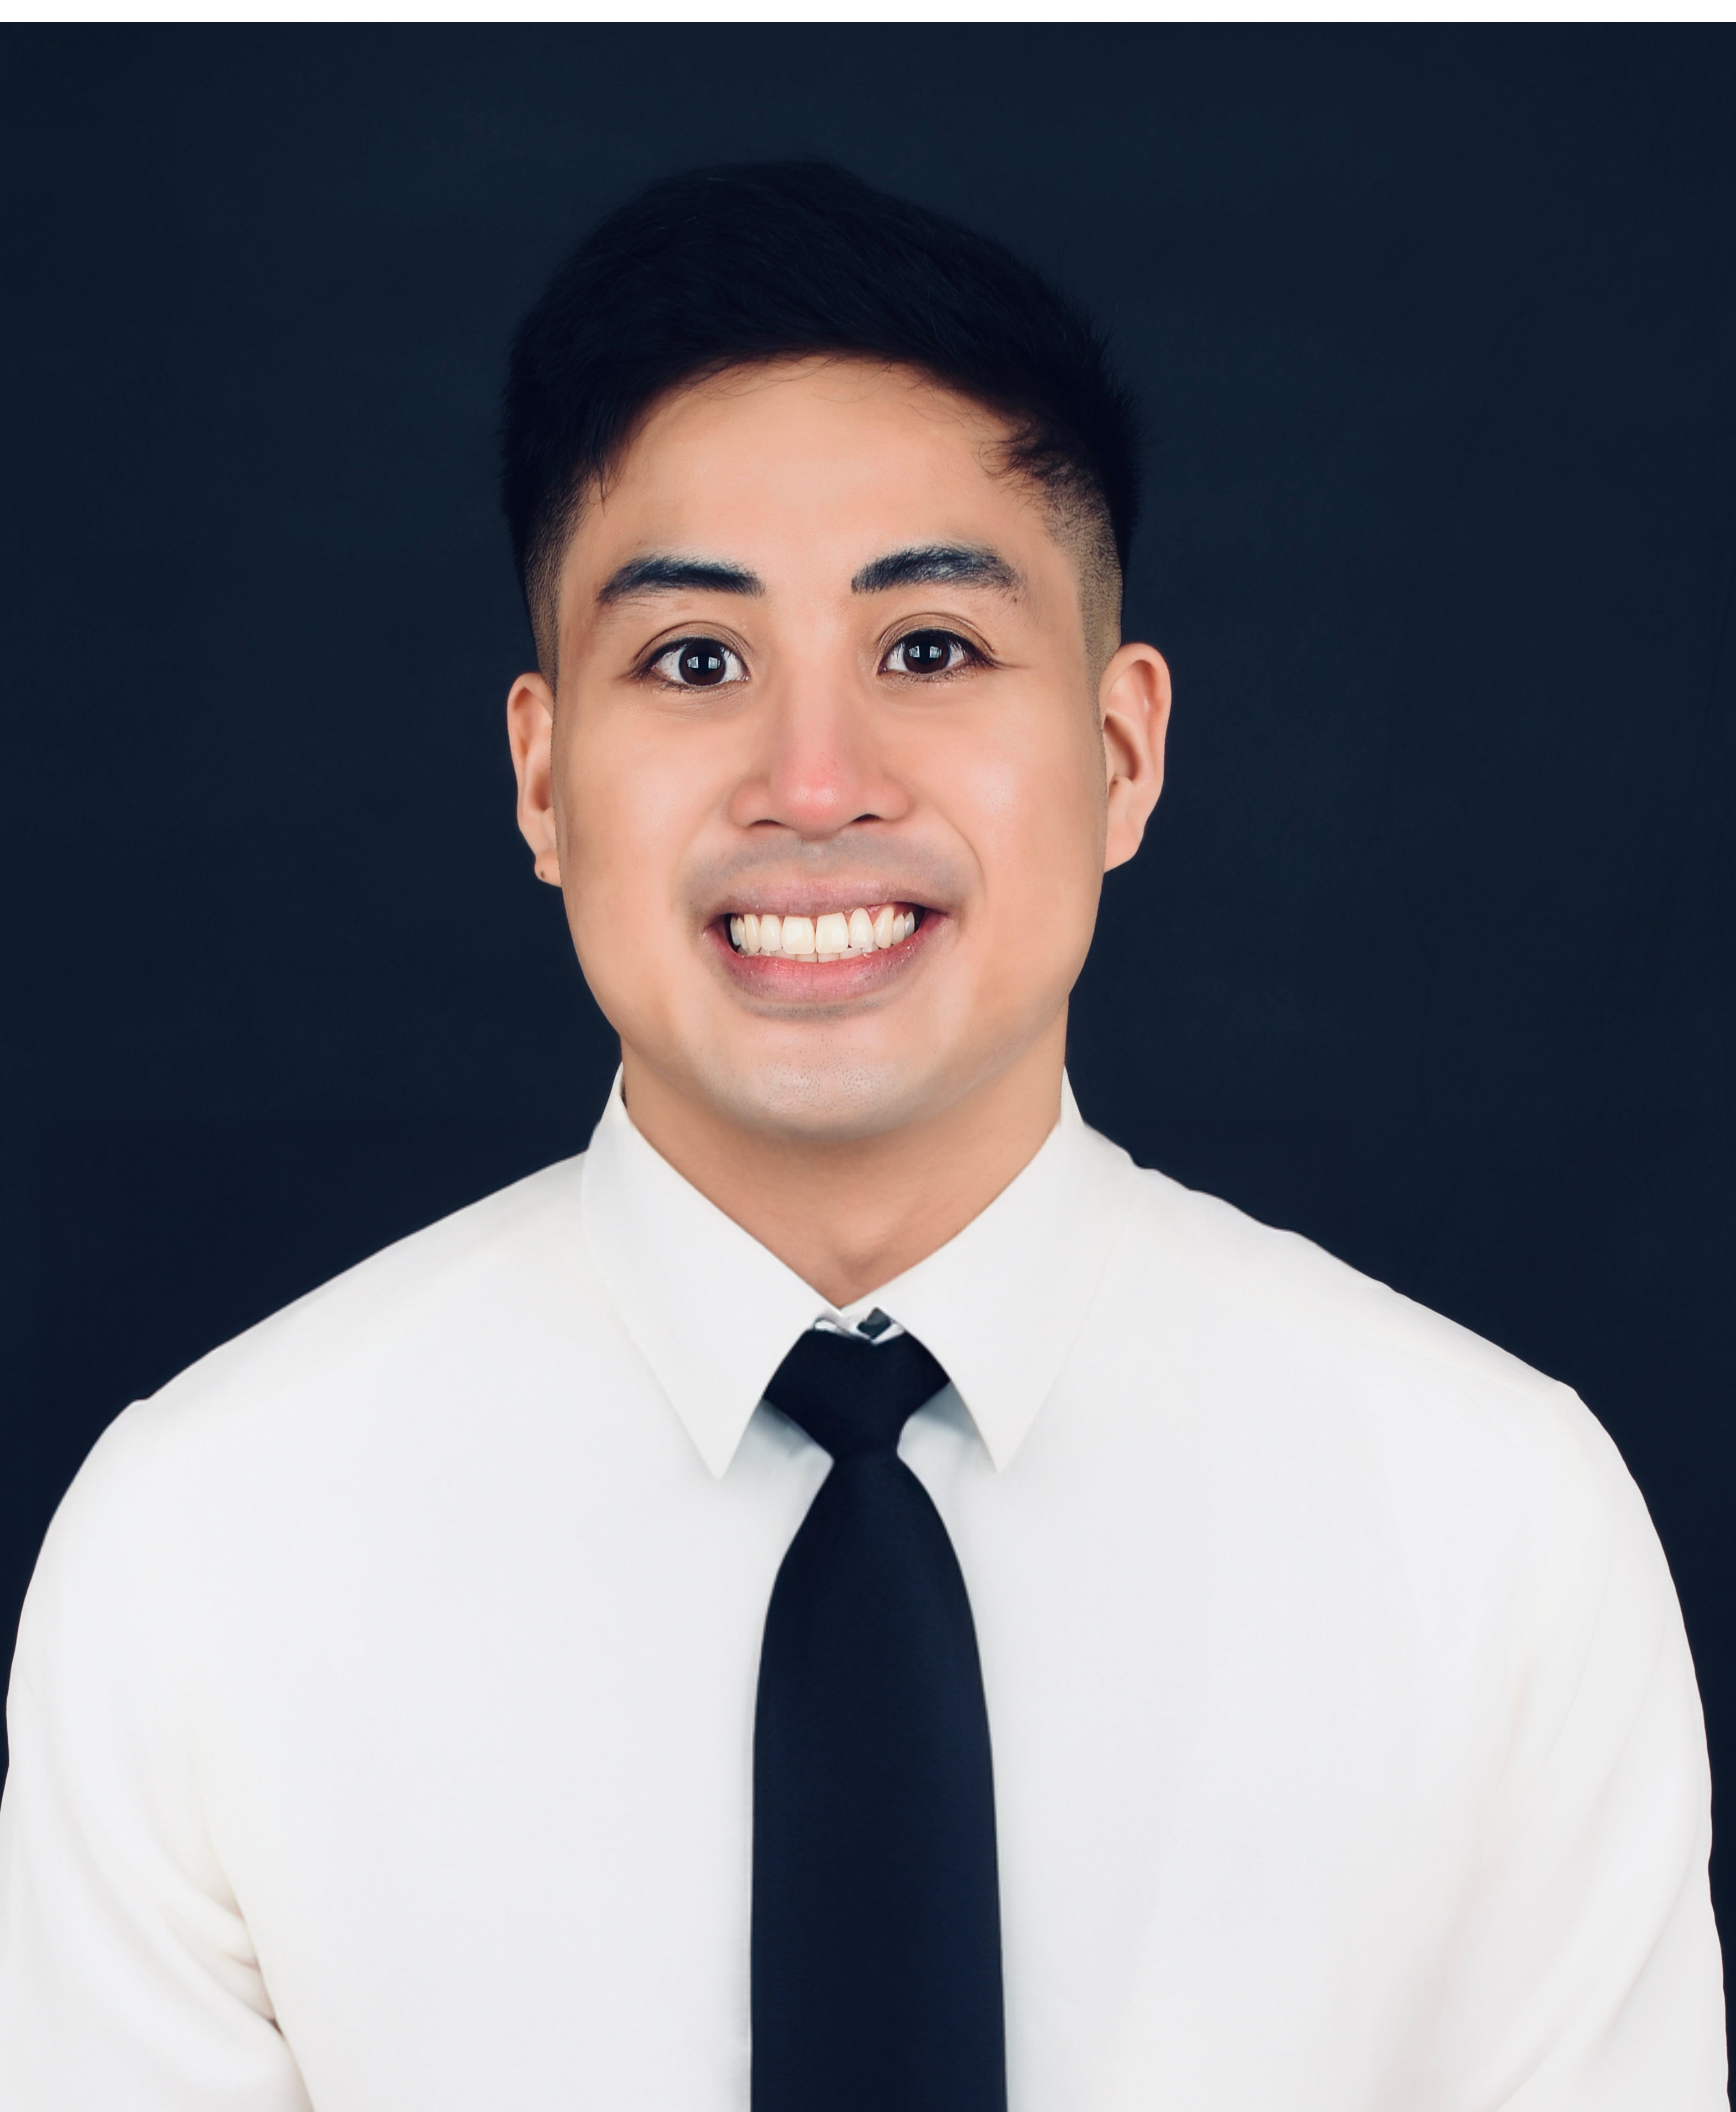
top-left (506, 672), bottom-right (563, 887)
top-left (1100, 644), bottom-right (1172, 874)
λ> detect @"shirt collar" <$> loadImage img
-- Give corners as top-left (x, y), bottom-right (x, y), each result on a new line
top-left (579, 1070), bottom-right (1139, 1478)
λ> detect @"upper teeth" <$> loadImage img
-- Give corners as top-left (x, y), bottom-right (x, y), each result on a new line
top-left (729, 906), bottom-right (917, 959)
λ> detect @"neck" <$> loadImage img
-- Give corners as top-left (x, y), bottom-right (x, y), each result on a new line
top-left (619, 1017), bottom-right (1068, 1308)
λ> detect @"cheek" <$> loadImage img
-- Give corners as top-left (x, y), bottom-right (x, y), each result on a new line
top-left (555, 722), bottom-right (704, 985)
top-left (947, 715), bottom-right (1104, 956)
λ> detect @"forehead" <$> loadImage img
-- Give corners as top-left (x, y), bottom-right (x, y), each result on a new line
top-left (569, 358), bottom-right (1054, 581)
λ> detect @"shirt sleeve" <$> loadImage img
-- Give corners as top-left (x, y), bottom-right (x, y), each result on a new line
top-left (1425, 1390), bottom-right (1727, 2110)
top-left (0, 1407), bottom-right (313, 2111)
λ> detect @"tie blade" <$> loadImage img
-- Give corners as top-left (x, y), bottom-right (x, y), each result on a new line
top-left (753, 1457), bottom-right (1006, 2112)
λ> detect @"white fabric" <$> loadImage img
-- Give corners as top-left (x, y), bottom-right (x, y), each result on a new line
top-left (0, 1074), bottom-right (1723, 2109)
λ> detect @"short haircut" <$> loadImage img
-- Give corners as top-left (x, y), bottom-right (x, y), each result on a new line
top-left (500, 161), bottom-right (1141, 672)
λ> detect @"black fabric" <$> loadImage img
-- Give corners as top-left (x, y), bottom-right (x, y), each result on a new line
top-left (752, 1327), bottom-right (1007, 2112)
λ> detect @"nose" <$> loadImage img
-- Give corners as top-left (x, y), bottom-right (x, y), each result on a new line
top-left (728, 686), bottom-right (908, 839)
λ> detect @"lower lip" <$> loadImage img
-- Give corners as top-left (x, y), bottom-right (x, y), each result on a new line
top-left (706, 913), bottom-right (942, 997)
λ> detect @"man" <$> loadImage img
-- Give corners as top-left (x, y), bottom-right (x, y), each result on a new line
top-left (0, 162), bottom-right (1723, 2110)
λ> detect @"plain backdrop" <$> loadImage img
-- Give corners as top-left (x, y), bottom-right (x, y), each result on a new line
top-left (3, 19), bottom-right (1733, 1978)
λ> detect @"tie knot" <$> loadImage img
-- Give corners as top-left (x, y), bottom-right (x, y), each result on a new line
top-left (763, 1327), bottom-right (950, 1461)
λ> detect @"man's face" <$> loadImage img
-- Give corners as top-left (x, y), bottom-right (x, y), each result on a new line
top-left (510, 358), bottom-right (1167, 1144)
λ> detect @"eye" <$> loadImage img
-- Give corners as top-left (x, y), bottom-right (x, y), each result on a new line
top-left (649, 637), bottom-right (746, 688)
top-left (884, 629), bottom-right (974, 677)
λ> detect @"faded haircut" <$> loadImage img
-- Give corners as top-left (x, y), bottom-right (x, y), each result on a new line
top-left (500, 161), bottom-right (1141, 672)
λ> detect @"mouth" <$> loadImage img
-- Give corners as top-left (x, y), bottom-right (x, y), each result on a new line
top-left (725, 902), bottom-right (920, 960)
top-left (706, 898), bottom-right (937, 994)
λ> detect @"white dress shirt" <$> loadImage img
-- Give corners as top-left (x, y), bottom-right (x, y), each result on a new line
top-left (0, 1076), bottom-right (1723, 2109)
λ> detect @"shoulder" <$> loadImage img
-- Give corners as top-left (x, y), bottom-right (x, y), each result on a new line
top-left (1104, 1154), bottom-right (1623, 1505)
top-left (1074, 1155), bottom-right (1681, 1672)
top-left (169, 1148), bottom-right (593, 1402)
top-left (1125, 1162), bottom-right (1550, 1392)
top-left (44, 1151), bottom-right (610, 1554)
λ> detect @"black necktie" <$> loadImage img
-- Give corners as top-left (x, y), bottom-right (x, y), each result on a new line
top-left (751, 1326), bottom-right (1007, 2112)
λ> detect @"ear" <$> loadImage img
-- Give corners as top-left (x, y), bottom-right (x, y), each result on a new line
top-left (1100, 642), bottom-right (1171, 871)
top-left (506, 671), bottom-right (562, 887)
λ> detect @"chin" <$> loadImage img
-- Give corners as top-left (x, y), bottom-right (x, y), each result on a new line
top-left (696, 1049), bottom-right (944, 1144)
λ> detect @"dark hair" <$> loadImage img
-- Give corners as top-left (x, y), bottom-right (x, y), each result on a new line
top-left (501, 161), bottom-right (1139, 660)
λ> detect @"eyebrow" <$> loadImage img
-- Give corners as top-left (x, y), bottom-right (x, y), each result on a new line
top-left (850, 543), bottom-right (1024, 596)
top-left (597, 554), bottom-right (765, 605)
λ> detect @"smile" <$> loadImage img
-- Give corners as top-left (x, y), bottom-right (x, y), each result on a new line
top-left (726, 904), bottom-right (921, 961)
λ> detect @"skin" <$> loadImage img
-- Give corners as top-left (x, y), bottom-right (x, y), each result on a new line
top-left (508, 357), bottom-right (1170, 1306)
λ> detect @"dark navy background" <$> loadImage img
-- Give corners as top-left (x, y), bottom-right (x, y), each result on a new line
top-left (3, 23), bottom-right (1732, 1960)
